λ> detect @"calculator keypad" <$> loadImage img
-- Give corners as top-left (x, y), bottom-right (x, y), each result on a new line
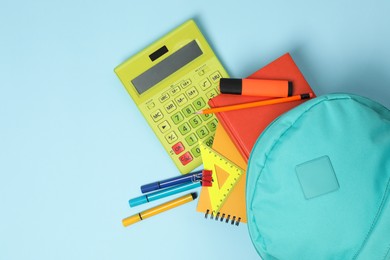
top-left (141, 67), bottom-right (224, 172)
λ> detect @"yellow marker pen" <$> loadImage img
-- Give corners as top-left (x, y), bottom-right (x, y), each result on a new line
top-left (122, 193), bottom-right (197, 227)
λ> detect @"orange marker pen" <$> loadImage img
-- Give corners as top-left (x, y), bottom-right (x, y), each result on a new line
top-left (219, 78), bottom-right (293, 97)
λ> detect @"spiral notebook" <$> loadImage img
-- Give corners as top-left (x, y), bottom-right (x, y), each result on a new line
top-left (196, 123), bottom-right (248, 225)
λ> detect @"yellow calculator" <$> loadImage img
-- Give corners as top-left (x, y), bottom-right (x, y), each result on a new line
top-left (114, 20), bottom-right (228, 174)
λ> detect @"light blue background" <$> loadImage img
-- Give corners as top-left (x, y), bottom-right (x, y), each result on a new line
top-left (1, 0), bottom-right (389, 259)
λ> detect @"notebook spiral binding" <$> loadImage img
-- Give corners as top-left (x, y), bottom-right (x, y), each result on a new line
top-left (204, 209), bottom-right (241, 226)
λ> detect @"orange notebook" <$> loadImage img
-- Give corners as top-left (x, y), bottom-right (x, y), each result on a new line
top-left (196, 123), bottom-right (248, 223)
top-left (209, 53), bottom-right (316, 162)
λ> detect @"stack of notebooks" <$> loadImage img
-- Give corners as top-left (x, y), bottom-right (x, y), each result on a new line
top-left (197, 53), bottom-right (316, 224)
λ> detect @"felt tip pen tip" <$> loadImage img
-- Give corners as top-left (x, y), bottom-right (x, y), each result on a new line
top-left (194, 111), bottom-right (202, 114)
top-left (191, 192), bottom-right (198, 200)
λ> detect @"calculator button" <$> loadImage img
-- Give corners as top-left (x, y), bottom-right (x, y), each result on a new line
top-left (164, 101), bottom-right (177, 114)
top-left (186, 87), bottom-right (198, 99)
top-left (171, 112), bottom-right (184, 125)
top-left (200, 113), bottom-right (212, 121)
top-left (206, 89), bottom-right (218, 99)
top-left (210, 71), bottom-right (222, 83)
top-left (179, 152), bottom-right (193, 166)
top-left (158, 120), bottom-right (171, 133)
top-left (147, 102), bottom-right (155, 110)
top-left (185, 133), bottom-right (198, 146)
top-left (195, 66), bottom-right (209, 77)
top-left (165, 131), bottom-right (178, 144)
top-left (175, 94), bottom-right (188, 106)
top-left (182, 104), bottom-right (195, 117)
top-left (178, 122), bottom-right (191, 135)
top-left (189, 115), bottom-right (202, 128)
top-left (199, 78), bottom-right (211, 90)
top-left (191, 145), bottom-right (201, 158)
top-left (150, 109), bottom-right (164, 122)
top-left (197, 68), bottom-right (207, 76)
top-left (204, 135), bottom-right (214, 147)
top-left (207, 118), bottom-right (218, 132)
top-left (172, 142), bottom-right (185, 155)
top-left (196, 126), bottom-right (209, 139)
top-left (180, 79), bottom-right (192, 88)
top-left (169, 85), bottom-right (180, 96)
top-left (159, 93), bottom-right (170, 103)
top-left (193, 97), bottom-right (206, 110)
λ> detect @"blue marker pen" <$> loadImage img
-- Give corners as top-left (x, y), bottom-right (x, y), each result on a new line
top-left (129, 181), bottom-right (201, 207)
top-left (140, 170), bottom-right (203, 193)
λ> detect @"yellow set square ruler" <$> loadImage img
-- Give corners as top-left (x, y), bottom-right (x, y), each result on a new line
top-left (199, 141), bottom-right (244, 214)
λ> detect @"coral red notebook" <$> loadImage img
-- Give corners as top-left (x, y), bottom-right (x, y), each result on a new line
top-left (208, 53), bottom-right (316, 162)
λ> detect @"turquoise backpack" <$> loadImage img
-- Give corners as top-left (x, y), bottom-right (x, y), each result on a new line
top-left (246, 93), bottom-right (390, 259)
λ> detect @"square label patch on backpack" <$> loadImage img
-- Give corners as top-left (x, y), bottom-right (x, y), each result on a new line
top-left (295, 156), bottom-right (339, 199)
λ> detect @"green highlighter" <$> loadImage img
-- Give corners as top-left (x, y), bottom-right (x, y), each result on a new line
top-left (114, 20), bottom-right (228, 174)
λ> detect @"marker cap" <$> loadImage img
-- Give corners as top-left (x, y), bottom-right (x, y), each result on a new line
top-left (219, 78), bottom-right (292, 97)
top-left (140, 182), bottom-right (160, 193)
top-left (122, 214), bottom-right (142, 227)
top-left (129, 196), bottom-right (148, 207)
top-left (219, 78), bottom-right (242, 94)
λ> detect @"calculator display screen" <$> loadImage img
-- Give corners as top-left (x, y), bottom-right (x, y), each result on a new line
top-left (132, 40), bottom-right (203, 94)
